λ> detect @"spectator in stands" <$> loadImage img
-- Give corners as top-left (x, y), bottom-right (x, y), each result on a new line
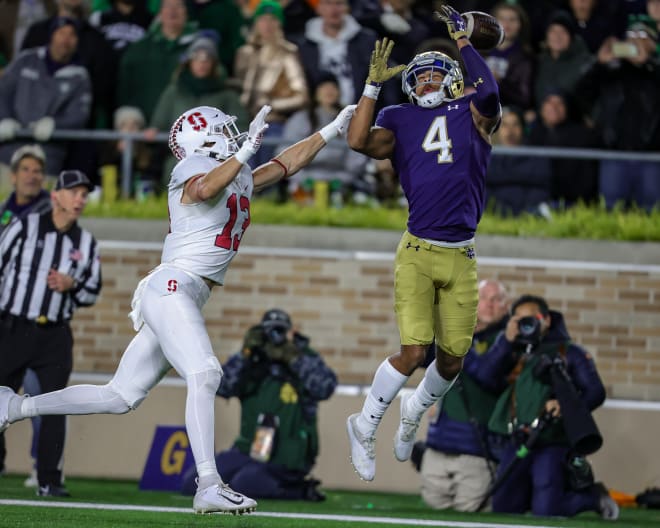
top-left (234, 0), bottom-right (309, 168)
top-left (180, 309), bottom-right (337, 501)
top-left (354, 0), bottom-right (431, 74)
top-left (88, 0), bottom-right (153, 60)
top-left (575, 15), bottom-right (660, 211)
top-left (21, 0), bottom-right (115, 128)
top-left (292, 0), bottom-right (400, 108)
top-left (98, 106), bottom-right (158, 198)
top-left (517, 0), bottom-right (568, 52)
top-left (419, 279), bottom-right (510, 512)
top-left (278, 72), bottom-right (369, 205)
top-left (533, 10), bottom-right (593, 111)
top-left (146, 36), bottom-right (249, 187)
top-left (117, 0), bottom-right (198, 123)
top-left (527, 90), bottom-right (601, 207)
top-left (649, 0), bottom-right (660, 32)
top-left (0, 17), bottom-right (92, 178)
top-left (486, 107), bottom-right (552, 217)
top-left (567, 0), bottom-right (628, 54)
top-left (484, 2), bottom-right (535, 113)
top-left (185, 0), bottom-right (246, 76)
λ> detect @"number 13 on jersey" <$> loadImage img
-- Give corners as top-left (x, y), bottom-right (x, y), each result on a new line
top-left (215, 193), bottom-right (250, 251)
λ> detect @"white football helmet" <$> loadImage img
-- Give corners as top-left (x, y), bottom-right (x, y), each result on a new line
top-left (402, 51), bottom-right (464, 108)
top-left (168, 106), bottom-right (246, 161)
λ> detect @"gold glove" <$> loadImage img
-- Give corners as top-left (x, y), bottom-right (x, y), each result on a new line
top-left (366, 38), bottom-right (407, 85)
top-left (436, 5), bottom-right (468, 42)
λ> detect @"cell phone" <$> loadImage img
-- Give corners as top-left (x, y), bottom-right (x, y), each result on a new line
top-left (612, 42), bottom-right (638, 58)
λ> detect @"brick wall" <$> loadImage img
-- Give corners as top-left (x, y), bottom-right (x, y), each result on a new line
top-left (71, 246), bottom-right (660, 400)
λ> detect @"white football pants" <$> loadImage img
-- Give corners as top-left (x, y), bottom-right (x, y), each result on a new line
top-left (22, 265), bottom-right (222, 481)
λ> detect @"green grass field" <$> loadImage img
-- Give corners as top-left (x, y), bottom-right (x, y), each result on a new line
top-left (1, 475), bottom-right (657, 528)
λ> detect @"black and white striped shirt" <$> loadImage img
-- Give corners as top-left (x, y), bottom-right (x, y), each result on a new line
top-left (0, 210), bottom-right (102, 323)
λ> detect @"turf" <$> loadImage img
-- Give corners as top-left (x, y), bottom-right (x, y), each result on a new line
top-left (1, 475), bottom-right (658, 528)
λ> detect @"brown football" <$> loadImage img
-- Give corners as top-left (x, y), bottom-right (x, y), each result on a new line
top-left (462, 11), bottom-right (505, 51)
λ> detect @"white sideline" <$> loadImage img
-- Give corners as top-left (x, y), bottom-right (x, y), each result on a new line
top-left (0, 499), bottom-right (558, 528)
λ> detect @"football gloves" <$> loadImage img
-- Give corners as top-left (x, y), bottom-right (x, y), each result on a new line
top-left (436, 5), bottom-right (468, 42)
top-left (319, 104), bottom-right (356, 142)
top-left (366, 38), bottom-right (407, 86)
top-left (235, 104), bottom-right (270, 164)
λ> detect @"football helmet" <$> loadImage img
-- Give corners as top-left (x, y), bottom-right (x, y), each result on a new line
top-left (401, 51), bottom-right (464, 108)
top-left (168, 106), bottom-right (246, 161)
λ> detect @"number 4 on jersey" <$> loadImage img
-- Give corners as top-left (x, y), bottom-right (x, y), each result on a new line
top-left (214, 193), bottom-right (250, 251)
top-left (422, 116), bottom-right (453, 163)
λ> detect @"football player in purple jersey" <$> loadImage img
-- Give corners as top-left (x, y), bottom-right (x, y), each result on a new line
top-left (345, 4), bottom-right (502, 482)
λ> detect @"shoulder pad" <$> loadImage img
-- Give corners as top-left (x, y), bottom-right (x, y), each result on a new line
top-left (168, 155), bottom-right (218, 189)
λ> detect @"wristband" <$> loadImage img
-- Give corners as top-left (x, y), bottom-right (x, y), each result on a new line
top-left (362, 82), bottom-right (382, 100)
top-left (234, 144), bottom-right (253, 165)
top-left (319, 123), bottom-right (338, 143)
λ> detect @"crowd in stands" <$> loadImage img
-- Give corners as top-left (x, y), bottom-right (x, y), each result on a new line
top-left (0, 0), bottom-right (659, 211)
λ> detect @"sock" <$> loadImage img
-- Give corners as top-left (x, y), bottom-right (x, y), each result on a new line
top-left (197, 460), bottom-right (222, 490)
top-left (405, 360), bottom-right (457, 422)
top-left (357, 359), bottom-right (408, 435)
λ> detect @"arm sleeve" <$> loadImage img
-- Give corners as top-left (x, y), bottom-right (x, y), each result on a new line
top-left (216, 352), bottom-right (247, 398)
top-left (460, 44), bottom-right (500, 117)
top-left (567, 345), bottom-right (606, 411)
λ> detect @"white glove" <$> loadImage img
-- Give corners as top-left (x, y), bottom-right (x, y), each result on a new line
top-left (380, 12), bottom-right (411, 34)
top-left (319, 104), bottom-right (356, 142)
top-left (31, 116), bottom-right (55, 142)
top-left (234, 105), bottom-right (271, 165)
top-left (0, 118), bottom-right (21, 141)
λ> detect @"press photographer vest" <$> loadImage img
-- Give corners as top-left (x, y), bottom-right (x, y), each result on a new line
top-left (234, 374), bottom-right (318, 472)
top-left (488, 341), bottom-right (570, 445)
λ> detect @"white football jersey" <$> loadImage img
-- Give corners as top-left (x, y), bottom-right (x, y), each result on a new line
top-left (161, 154), bottom-right (254, 285)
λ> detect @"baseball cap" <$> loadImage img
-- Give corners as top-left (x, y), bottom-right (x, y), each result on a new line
top-left (261, 308), bottom-right (292, 330)
top-left (55, 170), bottom-right (94, 191)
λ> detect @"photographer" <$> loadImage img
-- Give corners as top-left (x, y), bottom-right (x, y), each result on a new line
top-left (475, 294), bottom-right (618, 519)
top-left (180, 309), bottom-right (337, 501)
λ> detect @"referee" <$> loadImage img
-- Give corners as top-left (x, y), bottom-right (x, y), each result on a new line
top-left (0, 169), bottom-right (101, 497)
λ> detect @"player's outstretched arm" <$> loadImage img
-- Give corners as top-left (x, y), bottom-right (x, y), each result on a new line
top-left (253, 105), bottom-right (356, 191)
top-left (347, 38), bottom-right (402, 159)
top-left (185, 106), bottom-right (271, 202)
top-left (437, 5), bottom-right (501, 135)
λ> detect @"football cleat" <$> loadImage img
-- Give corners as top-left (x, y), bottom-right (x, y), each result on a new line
top-left (193, 483), bottom-right (257, 515)
top-left (37, 484), bottom-right (71, 497)
top-left (393, 393), bottom-right (421, 462)
top-left (346, 413), bottom-right (376, 481)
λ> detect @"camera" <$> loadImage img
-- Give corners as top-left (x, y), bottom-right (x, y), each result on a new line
top-left (265, 325), bottom-right (288, 346)
top-left (515, 315), bottom-right (542, 346)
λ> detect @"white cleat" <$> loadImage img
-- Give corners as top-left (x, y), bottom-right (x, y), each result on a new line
top-left (393, 393), bottom-right (420, 462)
top-left (193, 483), bottom-right (257, 515)
top-left (346, 413), bottom-right (376, 481)
top-left (0, 386), bottom-right (17, 433)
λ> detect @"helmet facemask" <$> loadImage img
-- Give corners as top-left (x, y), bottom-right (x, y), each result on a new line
top-left (402, 52), bottom-right (464, 108)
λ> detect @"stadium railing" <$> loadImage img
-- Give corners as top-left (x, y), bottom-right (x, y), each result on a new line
top-left (11, 128), bottom-right (660, 198)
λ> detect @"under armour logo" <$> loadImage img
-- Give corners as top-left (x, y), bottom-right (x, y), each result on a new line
top-left (167, 279), bottom-right (178, 292)
top-left (465, 247), bottom-right (476, 260)
top-left (473, 77), bottom-right (484, 87)
top-left (446, 104), bottom-right (459, 111)
top-left (406, 242), bottom-right (420, 251)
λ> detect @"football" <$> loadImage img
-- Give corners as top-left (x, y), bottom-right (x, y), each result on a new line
top-left (462, 11), bottom-right (505, 51)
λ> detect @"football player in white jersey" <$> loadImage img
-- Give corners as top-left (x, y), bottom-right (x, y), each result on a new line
top-left (0, 102), bottom-right (356, 514)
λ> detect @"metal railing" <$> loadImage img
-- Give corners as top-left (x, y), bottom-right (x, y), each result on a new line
top-left (11, 128), bottom-right (660, 198)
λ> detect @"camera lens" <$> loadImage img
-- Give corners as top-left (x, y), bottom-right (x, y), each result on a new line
top-left (518, 316), bottom-right (539, 336)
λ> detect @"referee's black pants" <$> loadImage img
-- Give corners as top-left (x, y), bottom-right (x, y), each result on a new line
top-left (0, 316), bottom-right (73, 488)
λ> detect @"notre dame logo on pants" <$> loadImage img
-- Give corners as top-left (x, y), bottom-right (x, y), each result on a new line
top-left (139, 425), bottom-right (195, 491)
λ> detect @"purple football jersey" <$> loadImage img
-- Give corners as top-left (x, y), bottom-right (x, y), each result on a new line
top-left (376, 94), bottom-right (491, 242)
